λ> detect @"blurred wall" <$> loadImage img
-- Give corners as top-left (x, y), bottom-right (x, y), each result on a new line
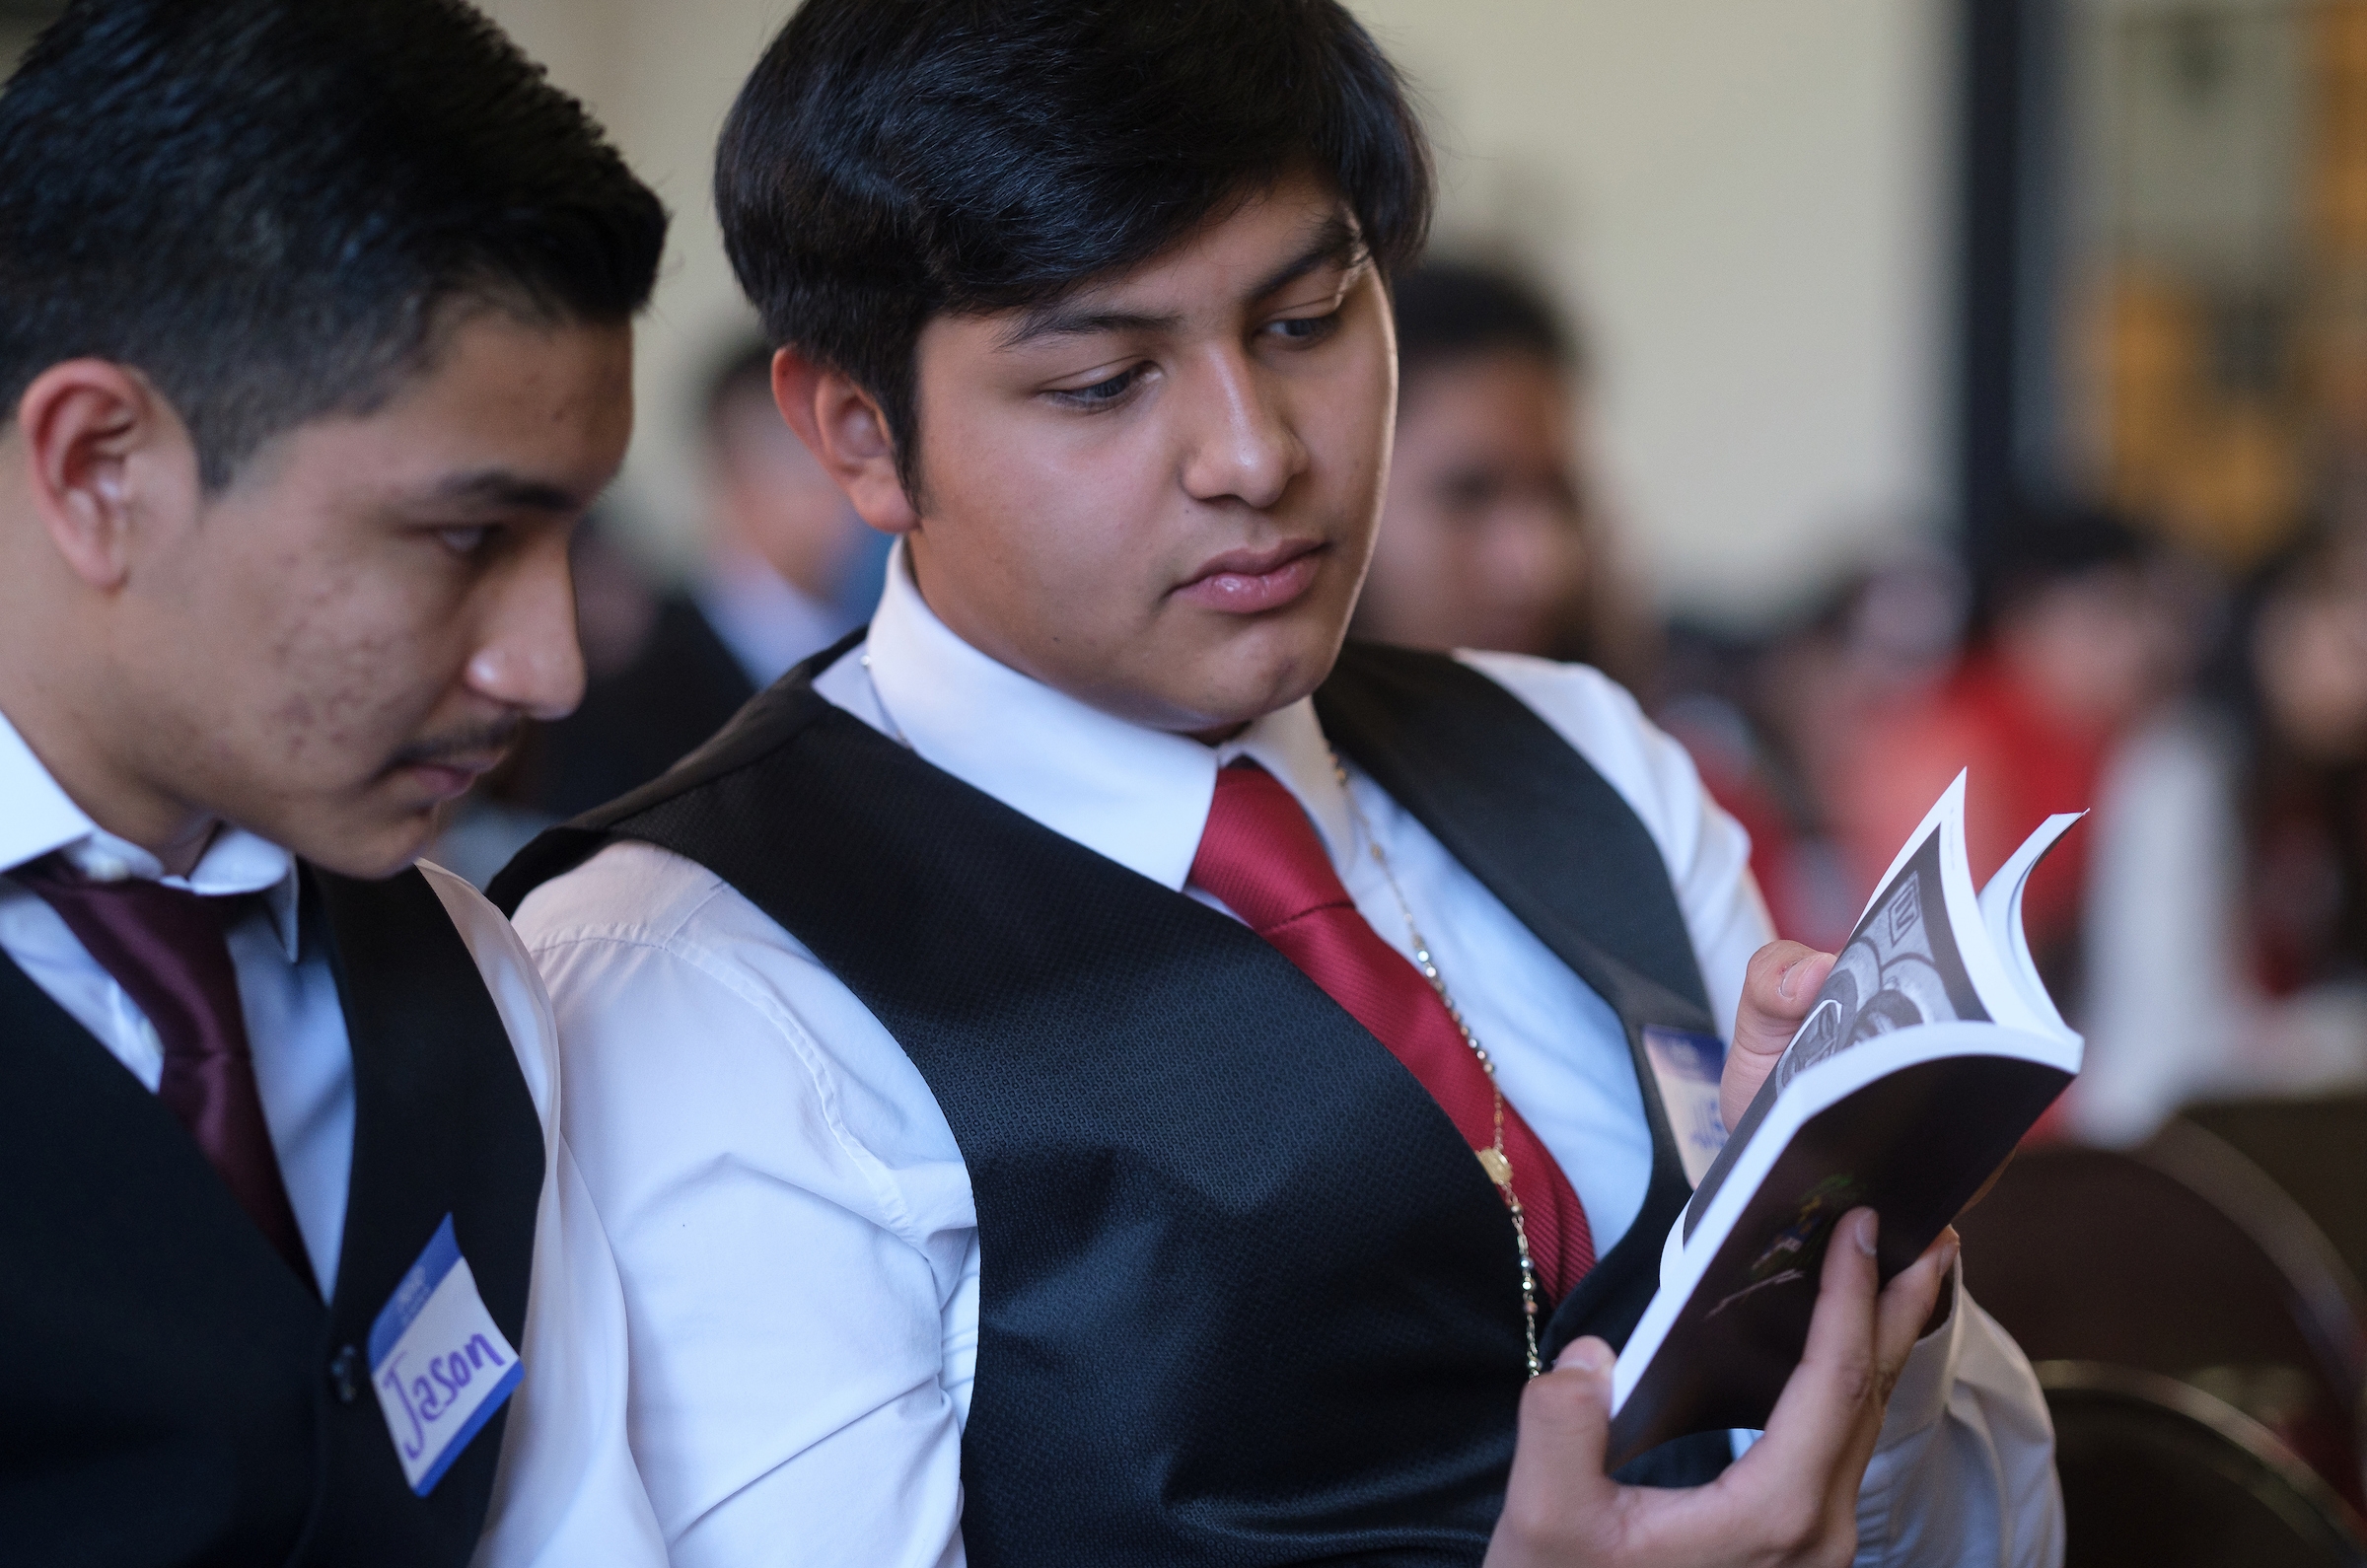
top-left (441, 2), bottom-right (1960, 622)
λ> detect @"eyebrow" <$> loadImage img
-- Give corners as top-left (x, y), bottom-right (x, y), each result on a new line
top-left (1000, 211), bottom-right (1368, 349)
top-left (417, 468), bottom-right (587, 515)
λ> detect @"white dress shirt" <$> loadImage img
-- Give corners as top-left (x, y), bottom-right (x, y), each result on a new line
top-left (0, 707), bottom-right (663, 1568)
top-left (514, 543), bottom-right (2062, 1568)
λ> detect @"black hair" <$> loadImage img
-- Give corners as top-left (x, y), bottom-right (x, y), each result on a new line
top-left (0, 0), bottom-right (667, 490)
top-left (716, 0), bottom-right (1433, 492)
top-left (1391, 258), bottom-right (1581, 390)
top-left (1972, 501), bottom-right (2157, 638)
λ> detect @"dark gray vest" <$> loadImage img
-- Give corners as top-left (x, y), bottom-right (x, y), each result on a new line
top-left (0, 867), bottom-right (544, 1567)
top-left (495, 637), bottom-right (1727, 1565)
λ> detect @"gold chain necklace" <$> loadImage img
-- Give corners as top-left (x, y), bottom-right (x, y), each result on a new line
top-left (1331, 756), bottom-right (1543, 1379)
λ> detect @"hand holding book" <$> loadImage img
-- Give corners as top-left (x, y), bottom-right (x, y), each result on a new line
top-left (1483, 771), bottom-right (2040, 1562)
top-left (1605, 771), bottom-right (2084, 1468)
top-left (1486, 1212), bottom-right (1957, 1567)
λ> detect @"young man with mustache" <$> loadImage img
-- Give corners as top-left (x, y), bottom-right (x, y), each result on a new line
top-left (501, 2), bottom-right (2063, 1562)
top-left (0, 2), bottom-right (669, 1562)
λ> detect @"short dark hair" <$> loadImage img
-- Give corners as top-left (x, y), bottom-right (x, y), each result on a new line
top-left (1392, 259), bottom-right (1581, 391)
top-left (1973, 500), bottom-right (2158, 637)
top-left (0, 0), bottom-right (667, 490)
top-left (716, 0), bottom-right (1433, 492)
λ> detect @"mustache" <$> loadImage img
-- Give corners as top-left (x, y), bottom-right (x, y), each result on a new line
top-left (389, 716), bottom-right (525, 771)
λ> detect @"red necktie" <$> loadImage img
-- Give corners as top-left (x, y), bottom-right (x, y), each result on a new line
top-left (18, 856), bottom-right (315, 1289)
top-left (1189, 765), bottom-right (1595, 1298)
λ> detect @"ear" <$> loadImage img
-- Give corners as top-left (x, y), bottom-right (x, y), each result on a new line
top-left (14, 359), bottom-right (198, 591)
top-left (771, 346), bottom-right (919, 535)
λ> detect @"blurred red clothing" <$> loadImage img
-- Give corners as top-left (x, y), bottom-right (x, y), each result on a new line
top-left (1836, 654), bottom-right (2107, 970)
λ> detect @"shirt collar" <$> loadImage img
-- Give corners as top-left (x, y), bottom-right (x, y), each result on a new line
top-left (861, 538), bottom-right (1356, 891)
top-left (0, 707), bottom-right (305, 959)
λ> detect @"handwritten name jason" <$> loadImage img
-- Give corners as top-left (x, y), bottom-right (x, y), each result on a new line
top-left (380, 1333), bottom-right (510, 1460)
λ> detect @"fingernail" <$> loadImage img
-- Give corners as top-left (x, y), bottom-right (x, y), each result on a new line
top-left (1558, 1339), bottom-right (1612, 1375)
top-left (1939, 1235), bottom-right (1961, 1274)
top-left (1778, 960), bottom-right (1804, 999)
top-left (1855, 1211), bottom-right (1879, 1256)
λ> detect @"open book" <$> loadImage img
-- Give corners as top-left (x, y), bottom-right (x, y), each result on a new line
top-left (1606, 772), bottom-right (2083, 1468)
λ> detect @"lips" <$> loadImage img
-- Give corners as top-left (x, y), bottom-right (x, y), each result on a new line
top-left (1173, 539), bottom-right (1327, 615)
top-left (402, 753), bottom-right (504, 803)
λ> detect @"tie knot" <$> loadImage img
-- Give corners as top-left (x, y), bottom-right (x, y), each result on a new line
top-left (15, 855), bottom-right (247, 937)
top-left (11, 855), bottom-right (252, 1058)
top-left (1189, 763), bottom-right (1355, 935)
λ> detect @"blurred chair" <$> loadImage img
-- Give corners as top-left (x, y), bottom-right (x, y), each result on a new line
top-left (1955, 1126), bottom-right (2367, 1502)
top-left (2042, 1361), bottom-right (2367, 1568)
top-left (2182, 1096), bottom-right (2367, 1292)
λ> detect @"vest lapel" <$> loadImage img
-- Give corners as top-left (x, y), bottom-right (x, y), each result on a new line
top-left (297, 866), bottom-right (544, 1567)
top-left (1314, 642), bottom-right (1714, 1365)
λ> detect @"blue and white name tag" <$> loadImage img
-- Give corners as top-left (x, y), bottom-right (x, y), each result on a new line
top-left (368, 1215), bottom-right (522, 1496)
top-left (1641, 1027), bottom-right (1730, 1185)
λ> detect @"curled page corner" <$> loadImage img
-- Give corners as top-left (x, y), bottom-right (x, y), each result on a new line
top-left (1975, 811), bottom-right (2087, 1044)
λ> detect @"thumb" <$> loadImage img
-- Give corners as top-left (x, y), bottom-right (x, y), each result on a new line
top-left (1724, 941), bottom-right (1834, 1128)
top-left (1496, 1338), bottom-right (1619, 1549)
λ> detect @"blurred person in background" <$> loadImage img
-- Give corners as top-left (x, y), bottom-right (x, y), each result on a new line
top-left (1353, 258), bottom-right (1657, 692)
top-left (1834, 506), bottom-right (2191, 1011)
top-left (2077, 521), bottom-right (2367, 1142)
top-left (2243, 524), bottom-right (2367, 996)
top-left (1362, 257), bottom-right (1853, 930)
top-left (2083, 521), bottom-right (2367, 1151)
top-left (1661, 545), bottom-right (1971, 954)
top-left (530, 337), bottom-right (887, 820)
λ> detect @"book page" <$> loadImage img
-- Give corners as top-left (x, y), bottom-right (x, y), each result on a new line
top-left (1685, 775), bottom-right (1991, 1236)
top-left (1770, 826), bottom-right (1987, 1099)
top-left (1975, 812), bottom-right (2085, 1044)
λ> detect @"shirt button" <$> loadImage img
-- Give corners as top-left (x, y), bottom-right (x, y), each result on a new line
top-left (329, 1344), bottom-right (364, 1405)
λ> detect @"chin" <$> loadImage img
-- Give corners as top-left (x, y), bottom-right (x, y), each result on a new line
top-left (290, 809), bottom-right (440, 882)
top-left (1182, 613), bottom-right (1352, 732)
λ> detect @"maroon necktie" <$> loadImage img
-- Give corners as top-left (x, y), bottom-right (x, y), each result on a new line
top-left (1189, 764), bottom-right (1595, 1298)
top-left (17, 856), bottom-right (314, 1287)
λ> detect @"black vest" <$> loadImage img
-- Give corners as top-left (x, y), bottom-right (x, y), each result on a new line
top-left (495, 638), bottom-right (1729, 1564)
top-left (0, 867), bottom-right (544, 1568)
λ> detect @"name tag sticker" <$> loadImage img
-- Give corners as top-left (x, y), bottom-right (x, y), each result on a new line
top-left (1641, 1027), bottom-right (1730, 1186)
top-left (367, 1214), bottom-right (522, 1497)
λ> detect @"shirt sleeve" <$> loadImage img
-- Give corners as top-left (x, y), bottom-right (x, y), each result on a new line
top-left (1855, 1268), bottom-right (2065, 1568)
top-left (416, 863), bottom-right (669, 1568)
top-left (418, 864), bottom-right (669, 1568)
top-left (513, 848), bottom-right (970, 1568)
top-left (1458, 667), bottom-right (2064, 1565)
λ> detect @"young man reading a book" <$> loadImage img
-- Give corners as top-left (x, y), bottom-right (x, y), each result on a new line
top-left (499, 2), bottom-right (2062, 1562)
top-left (0, 2), bottom-right (669, 1561)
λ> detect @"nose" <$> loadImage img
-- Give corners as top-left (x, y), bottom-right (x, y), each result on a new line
top-left (1177, 344), bottom-right (1307, 512)
top-left (466, 535), bottom-right (588, 721)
